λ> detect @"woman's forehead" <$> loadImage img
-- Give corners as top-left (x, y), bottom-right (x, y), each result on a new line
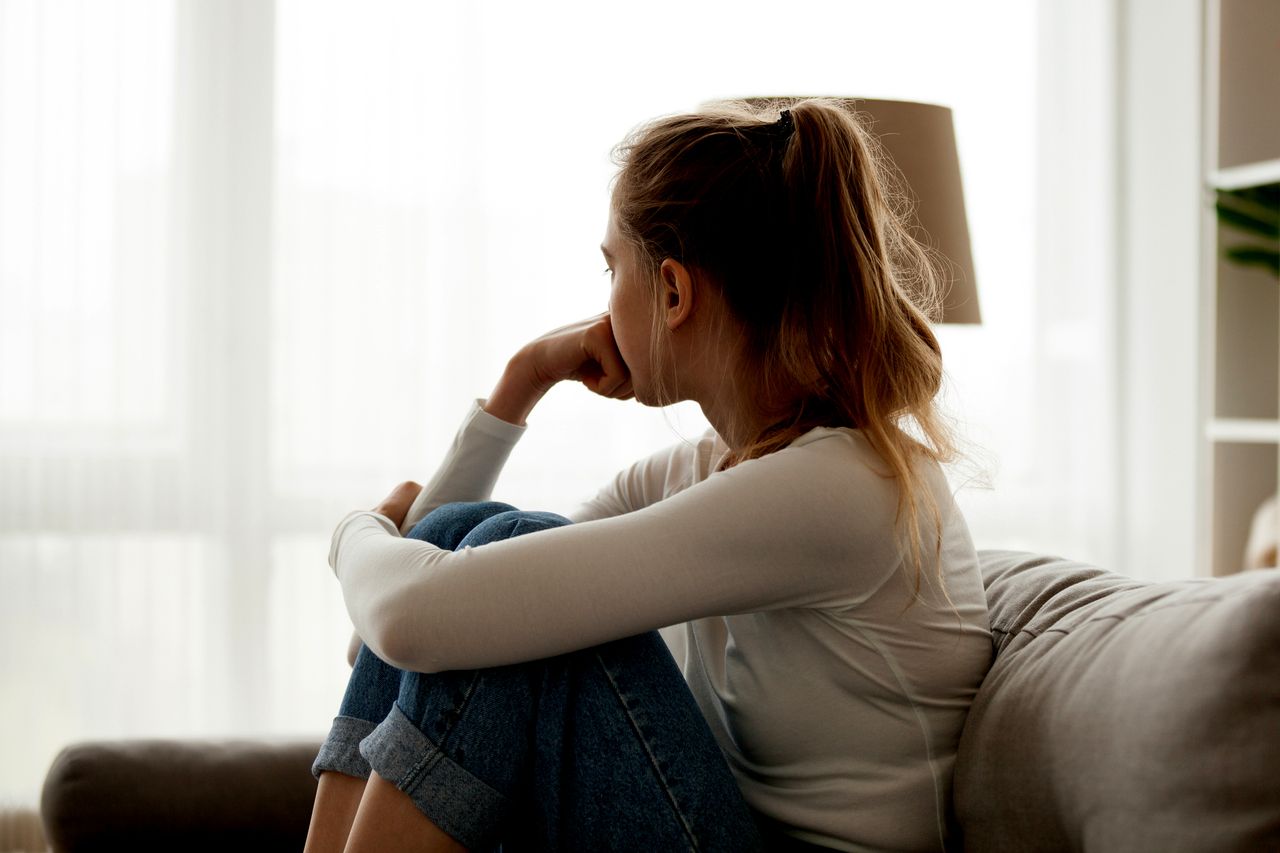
top-left (601, 208), bottom-right (622, 254)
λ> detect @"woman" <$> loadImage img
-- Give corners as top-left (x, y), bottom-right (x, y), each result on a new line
top-left (304, 98), bottom-right (992, 853)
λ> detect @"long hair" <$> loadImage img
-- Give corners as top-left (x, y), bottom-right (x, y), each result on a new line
top-left (609, 97), bottom-right (968, 610)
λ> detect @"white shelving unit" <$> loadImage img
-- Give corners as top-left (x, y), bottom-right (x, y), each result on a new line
top-left (1211, 159), bottom-right (1280, 190)
top-left (1199, 0), bottom-right (1280, 576)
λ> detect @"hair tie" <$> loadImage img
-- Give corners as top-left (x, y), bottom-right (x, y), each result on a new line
top-left (760, 108), bottom-right (795, 146)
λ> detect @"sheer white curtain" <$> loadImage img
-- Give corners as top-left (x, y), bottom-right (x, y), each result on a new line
top-left (0, 0), bottom-right (1120, 810)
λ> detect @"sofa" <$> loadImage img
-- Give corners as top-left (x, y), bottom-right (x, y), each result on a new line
top-left (39, 550), bottom-right (1280, 851)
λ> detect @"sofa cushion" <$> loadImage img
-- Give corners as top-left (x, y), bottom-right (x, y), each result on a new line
top-left (955, 550), bottom-right (1280, 852)
top-left (41, 737), bottom-right (324, 852)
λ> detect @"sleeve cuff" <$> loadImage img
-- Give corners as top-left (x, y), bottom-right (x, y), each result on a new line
top-left (467, 398), bottom-right (528, 443)
top-left (395, 399), bottom-right (529, 536)
top-left (330, 510), bottom-right (400, 575)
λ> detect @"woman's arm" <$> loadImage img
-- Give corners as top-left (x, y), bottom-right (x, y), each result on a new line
top-left (397, 312), bottom-right (632, 534)
top-left (331, 435), bottom-right (905, 675)
top-left (394, 401), bottom-right (527, 536)
top-left (346, 312), bottom-right (634, 665)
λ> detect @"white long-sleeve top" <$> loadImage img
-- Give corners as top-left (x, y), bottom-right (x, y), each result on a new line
top-left (329, 400), bottom-right (992, 852)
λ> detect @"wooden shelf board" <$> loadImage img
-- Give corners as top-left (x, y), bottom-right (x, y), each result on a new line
top-left (1208, 418), bottom-right (1280, 443)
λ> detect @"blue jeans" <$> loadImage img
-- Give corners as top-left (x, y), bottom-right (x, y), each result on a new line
top-left (311, 501), bottom-right (775, 852)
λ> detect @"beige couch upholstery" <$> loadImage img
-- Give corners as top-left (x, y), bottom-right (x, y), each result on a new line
top-left (954, 551), bottom-right (1280, 851)
top-left (40, 551), bottom-right (1280, 851)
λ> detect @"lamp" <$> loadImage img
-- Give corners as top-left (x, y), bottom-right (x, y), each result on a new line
top-left (710, 96), bottom-right (981, 325)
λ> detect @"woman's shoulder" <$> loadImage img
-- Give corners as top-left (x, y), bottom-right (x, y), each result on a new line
top-left (642, 427), bottom-right (727, 490)
top-left (773, 427), bottom-right (981, 608)
top-left (745, 425), bottom-right (893, 484)
top-left (678, 424), bottom-right (959, 526)
top-left (730, 426), bottom-right (961, 529)
top-left (786, 425), bottom-right (954, 488)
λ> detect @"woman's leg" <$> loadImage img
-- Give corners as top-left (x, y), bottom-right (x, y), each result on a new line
top-left (306, 502), bottom-right (525, 853)
top-left (304, 771), bottom-right (371, 853)
top-left (345, 506), bottom-right (766, 853)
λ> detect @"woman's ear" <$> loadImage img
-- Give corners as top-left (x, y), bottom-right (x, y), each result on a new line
top-left (660, 258), bottom-right (694, 331)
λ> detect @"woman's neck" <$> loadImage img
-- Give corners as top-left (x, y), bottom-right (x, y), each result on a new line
top-left (696, 373), bottom-right (797, 453)
top-left (672, 297), bottom-right (801, 452)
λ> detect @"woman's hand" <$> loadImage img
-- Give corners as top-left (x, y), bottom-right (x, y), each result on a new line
top-left (372, 480), bottom-right (423, 531)
top-left (526, 312), bottom-right (633, 397)
top-left (485, 312), bottom-right (633, 425)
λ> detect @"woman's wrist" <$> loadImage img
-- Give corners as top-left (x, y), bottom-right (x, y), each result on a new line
top-left (484, 350), bottom-right (549, 426)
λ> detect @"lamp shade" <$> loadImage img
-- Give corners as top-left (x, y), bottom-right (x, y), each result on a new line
top-left (712, 96), bottom-right (981, 325)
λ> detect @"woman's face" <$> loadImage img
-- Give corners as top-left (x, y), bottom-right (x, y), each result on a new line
top-left (601, 207), bottom-right (661, 404)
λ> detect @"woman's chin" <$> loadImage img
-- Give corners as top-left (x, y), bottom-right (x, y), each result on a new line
top-left (628, 381), bottom-right (668, 408)
top-left (632, 392), bottom-right (662, 408)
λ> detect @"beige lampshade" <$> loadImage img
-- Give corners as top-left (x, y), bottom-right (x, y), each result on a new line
top-left (711, 96), bottom-right (981, 325)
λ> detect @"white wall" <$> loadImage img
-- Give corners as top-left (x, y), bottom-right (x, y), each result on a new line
top-left (1116, 0), bottom-right (1204, 580)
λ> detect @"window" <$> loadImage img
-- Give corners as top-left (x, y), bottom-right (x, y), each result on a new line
top-left (0, 0), bottom-right (1118, 808)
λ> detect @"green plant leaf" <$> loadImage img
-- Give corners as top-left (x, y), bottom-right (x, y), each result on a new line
top-left (1216, 185), bottom-right (1280, 278)
top-left (1216, 199), bottom-right (1279, 237)
top-left (1238, 183), bottom-right (1280, 209)
top-left (1225, 245), bottom-right (1280, 277)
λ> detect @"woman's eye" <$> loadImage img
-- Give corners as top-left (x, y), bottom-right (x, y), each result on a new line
top-left (602, 267), bottom-right (613, 277)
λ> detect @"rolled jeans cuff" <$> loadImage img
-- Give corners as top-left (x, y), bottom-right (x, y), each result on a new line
top-left (359, 703), bottom-right (510, 851)
top-left (311, 715), bottom-right (379, 781)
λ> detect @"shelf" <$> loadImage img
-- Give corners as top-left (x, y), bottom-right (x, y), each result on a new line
top-left (1210, 159), bottom-right (1280, 190)
top-left (1208, 419), bottom-right (1280, 443)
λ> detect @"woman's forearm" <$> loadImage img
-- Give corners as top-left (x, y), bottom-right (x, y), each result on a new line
top-left (483, 349), bottom-right (548, 426)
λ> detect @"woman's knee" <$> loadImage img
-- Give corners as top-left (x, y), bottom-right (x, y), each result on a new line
top-left (404, 501), bottom-right (519, 549)
top-left (336, 642), bottom-right (411, 723)
top-left (457, 509), bottom-right (572, 548)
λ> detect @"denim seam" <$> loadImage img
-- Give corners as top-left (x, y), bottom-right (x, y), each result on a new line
top-left (596, 648), bottom-right (700, 852)
top-left (401, 744), bottom-right (444, 791)
top-left (401, 671), bottom-right (482, 790)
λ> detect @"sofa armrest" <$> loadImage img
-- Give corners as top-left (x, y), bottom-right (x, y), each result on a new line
top-left (41, 737), bottom-right (324, 852)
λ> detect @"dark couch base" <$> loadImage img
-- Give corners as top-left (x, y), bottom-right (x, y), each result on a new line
top-left (41, 737), bottom-right (324, 852)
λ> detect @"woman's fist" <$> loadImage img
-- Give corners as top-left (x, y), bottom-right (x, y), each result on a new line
top-left (524, 312), bottom-right (633, 399)
top-left (485, 313), bottom-right (634, 426)
top-left (372, 480), bottom-right (423, 531)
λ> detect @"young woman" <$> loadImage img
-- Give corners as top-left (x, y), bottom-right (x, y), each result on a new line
top-left (304, 98), bottom-right (992, 853)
